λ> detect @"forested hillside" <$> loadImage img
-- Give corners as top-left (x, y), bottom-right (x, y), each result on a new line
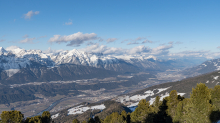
top-left (2, 83), bottom-right (220, 123)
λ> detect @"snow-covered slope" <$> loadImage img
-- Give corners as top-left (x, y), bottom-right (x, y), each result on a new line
top-left (50, 49), bottom-right (119, 68)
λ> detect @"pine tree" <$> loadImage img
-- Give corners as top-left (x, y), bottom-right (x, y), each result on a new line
top-left (183, 83), bottom-right (213, 123)
top-left (41, 111), bottom-right (51, 123)
top-left (82, 120), bottom-right (87, 123)
top-left (94, 116), bottom-right (101, 123)
top-left (130, 99), bottom-right (152, 123)
top-left (210, 85), bottom-right (220, 122)
top-left (153, 96), bottom-right (160, 113)
top-left (88, 118), bottom-right (95, 123)
top-left (72, 118), bottom-right (80, 123)
top-left (103, 115), bottom-right (111, 123)
top-left (166, 90), bottom-right (180, 120)
top-left (110, 112), bottom-right (120, 123)
top-left (0, 110), bottom-right (24, 123)
top-left (120, 110), bottom-right (127, 122)
top-left (211, 85), bottom-right (220, 110)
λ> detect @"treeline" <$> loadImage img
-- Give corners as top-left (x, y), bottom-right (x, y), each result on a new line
top-left (73, 83), bottom-right (220, 123)
top-left (0, 111), bottom-right (51, 123)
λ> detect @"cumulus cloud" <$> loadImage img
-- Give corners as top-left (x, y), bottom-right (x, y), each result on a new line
top-left (151, 44), bottom-right (173, 55)
top-left (80, 44), bottom-right (151, 55)
top-left (128, 45), bottom-right (151, 54)
top-left (22, 34), bottom-right (29, 38)
top-left (65, 19), bottom-right (73, 25)
top-left (6, 46), bottom-right (21, 51)
top-left (79, 44), bottom-right (124, 55)
top-left (20, 37), bottom-right (36, 43)
top-left (81, 43), bottom-right (220, 59)
top-left (106, 38), bottom-right (118, 43)
top-left (48, 32), bottom-right (98, 46)
top-left (24, 10), bottom-right (39, 19)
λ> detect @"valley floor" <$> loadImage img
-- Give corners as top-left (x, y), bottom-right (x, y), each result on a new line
top-left (0, 70), bottom-right (186, 117)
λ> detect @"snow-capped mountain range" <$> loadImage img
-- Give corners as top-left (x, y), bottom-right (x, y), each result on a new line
top-left (0, 46), bottom-right (167, 73)
top-left (1, 46), bottom-right (220, 83)
top-left (0, 46), bottom-right (169, 84)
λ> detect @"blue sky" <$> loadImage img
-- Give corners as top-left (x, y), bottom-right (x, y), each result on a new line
top-left (1, 0), bottom-right (220, 59)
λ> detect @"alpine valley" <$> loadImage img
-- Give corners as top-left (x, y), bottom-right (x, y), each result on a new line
top-left (1, 46), bottom-right (220, 122)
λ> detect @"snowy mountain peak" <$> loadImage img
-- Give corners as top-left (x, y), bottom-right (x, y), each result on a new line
top-left (0, 47), bottom-right (8, 55)
top-left (145, 55), bottom-right (157, 60)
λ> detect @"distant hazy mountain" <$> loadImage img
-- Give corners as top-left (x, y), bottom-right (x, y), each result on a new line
top-left (179, 58), bottom-right (220, 77)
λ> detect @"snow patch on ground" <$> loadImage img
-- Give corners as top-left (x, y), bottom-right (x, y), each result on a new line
top-left (117, 87), bottom-right (172, 105)
top-left (68, 104), bottom-right (105, 115)
top-left (156, 86), bottom-right (172, 94)
top-left (127, 92), bottom-right (185, 112)
top-left (214, 62), bottom-right (220, 70)
top-left (206, 80), bottom-right (209, 83)
top-left (4, 69), bottom-right (19, 77)
top-left (214, 76), bottom-right (219, 80)
top-left (51, 113), bottom-right (59, 119)
top-left (148, 92), bottom-right (186, 105)
top-left (216, 82), bottom-right (220, 85)
top-left (202, 64), bottom-right (207, 67)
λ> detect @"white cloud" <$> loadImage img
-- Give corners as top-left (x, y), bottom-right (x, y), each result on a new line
top-left (217, 46), bottom-right (220, 49)
top-left (80, 44), bottom-right (151, 55)
top-left (20, 37), bottom-right (36, 43)
top-left (81, 43), bottom-right (220, 59)
top-left (24, 10), bottom-right (40, 19)
top-left (6, 46), bottom-right (21, 51)
top-left (151, 44), bottom-right (173, 55)
top-left (22, 34), bottom-right (29, 38)
top-left (43, 47), bottom-right (63, 54)
top-left (142, 40), bottom-right (153, 44)
top-left (106, 38), bottom-right (118, 43)
top-left (65, 19), bottom-right (73, 25)
top-left (134, 37), bottom-right (146, 41)
top-left (129, 45), bottom-right (151, 54)
top-left (48, 32), bottom-right (97, 46)
top-left (79, 44), bottom-right (124, 55)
